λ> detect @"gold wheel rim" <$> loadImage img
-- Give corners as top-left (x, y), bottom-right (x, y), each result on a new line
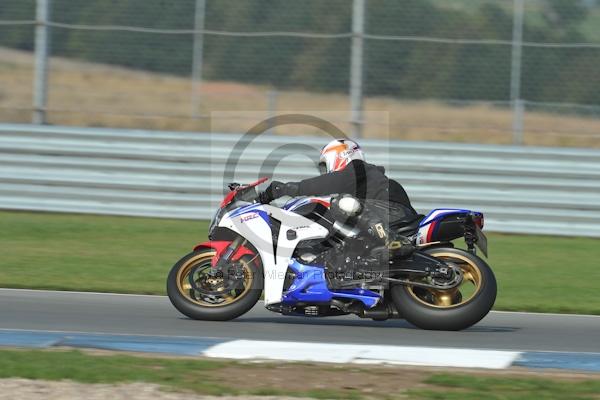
top-left (407, 252), bottom-right (483, 309)
top-left (175, 251), bottom-right (254, 307)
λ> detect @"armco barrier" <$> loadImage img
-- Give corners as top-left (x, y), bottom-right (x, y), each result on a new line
top-left (1, 123), bottom-right (599, 237)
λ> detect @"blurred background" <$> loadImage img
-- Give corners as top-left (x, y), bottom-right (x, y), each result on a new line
top-left (1, 0), bottom-right (600, 146)
top-left (1, 0), bottom-right (600, 237)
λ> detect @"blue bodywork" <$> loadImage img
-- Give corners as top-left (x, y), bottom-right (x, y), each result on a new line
top-left (282, 197), bottom-right (304, 211)
top-left (282, 259), bottom-right (381, 308)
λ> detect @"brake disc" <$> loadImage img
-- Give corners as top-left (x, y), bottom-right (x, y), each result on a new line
top-left (188, 263), bottom-right (244, 296)
top-left (430, 263), bottom-right (463, 289)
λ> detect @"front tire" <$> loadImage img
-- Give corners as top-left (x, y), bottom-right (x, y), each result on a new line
top-left (391, 247), bottom-right (496, 330)
top-left (167, 249), bottom-right (263, 321)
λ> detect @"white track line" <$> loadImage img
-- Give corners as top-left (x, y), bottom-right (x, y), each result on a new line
top-left (203, 340), bottom-right (521, 369)
top-left (2, 327), bottom-right (599, 356)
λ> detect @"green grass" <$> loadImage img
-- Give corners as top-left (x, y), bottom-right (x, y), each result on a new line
top-left (480, 233), bottom-right (600, 314)
top-left (1, 210), bottom-right (599, 314)
top-left (0, 210), bottom-right (205, 294)
top-left (0, 349), bottom-right (229, 396)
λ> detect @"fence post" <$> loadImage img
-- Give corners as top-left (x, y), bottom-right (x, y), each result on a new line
top-left (191, 0), bottom-right (206, 118)
top-left (266, 89), bottom-right (278, 135)
top-left (33, 0), bottom-right (50, 125)
top-left (510, 0), bottom-right (525, 145)
top-left (349, 0), bottom-right (365, 139)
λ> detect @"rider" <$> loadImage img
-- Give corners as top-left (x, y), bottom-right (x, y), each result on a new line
top-left (259, 139), bottom-right (417, 258)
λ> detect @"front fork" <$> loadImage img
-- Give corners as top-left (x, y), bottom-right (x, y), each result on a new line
top-left (209, 236), bottom-right (246, 276)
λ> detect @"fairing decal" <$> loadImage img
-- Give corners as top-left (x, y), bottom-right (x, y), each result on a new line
top-left (420, 208), bottom-right (471, 225)
top-left (227, 204), bottom-right (270, 226)
top-left (426, 220), bottom-right (439, 242)
top-left (283, 196), bottom-right (331, 211)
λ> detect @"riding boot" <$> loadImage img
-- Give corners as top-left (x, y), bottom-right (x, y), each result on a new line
top-left (386, 233), bottom-right (415, 258)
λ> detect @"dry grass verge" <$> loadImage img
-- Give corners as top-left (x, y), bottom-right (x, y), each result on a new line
top-left (1, 47), bottom-right (599, 147)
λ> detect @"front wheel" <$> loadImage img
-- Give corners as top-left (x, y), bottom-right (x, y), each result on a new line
top-left (167, 249), bottom-right (263, 321)
top-left (391, 247), bottom-right (497, 330)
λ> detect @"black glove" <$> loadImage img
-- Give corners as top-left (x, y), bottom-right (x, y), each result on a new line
top-left (258, 190), bottom-right (274, 204)
top-left (258, 181), bottom-right (299, 204)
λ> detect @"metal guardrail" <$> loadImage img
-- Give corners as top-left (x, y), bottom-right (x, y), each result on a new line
top-left (1, 123), bottom-right (600, 237)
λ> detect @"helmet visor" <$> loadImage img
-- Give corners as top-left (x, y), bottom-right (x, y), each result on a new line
top-left (318, 161), bottom-right (327, 175)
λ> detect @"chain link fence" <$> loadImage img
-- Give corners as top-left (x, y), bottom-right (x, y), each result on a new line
top-left (1, 0), bottom-right (599, 147)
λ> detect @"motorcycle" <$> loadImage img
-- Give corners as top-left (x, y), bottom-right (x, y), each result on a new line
top-left (167, 177), bottom-right (496, 330)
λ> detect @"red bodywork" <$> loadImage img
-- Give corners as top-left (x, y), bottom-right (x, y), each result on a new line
top-left (220, 177), bottom-right (269, 208)
top-left (194, 241), bottom-right (256, 267)
top-left (198, 177), bottom-right (268, 266)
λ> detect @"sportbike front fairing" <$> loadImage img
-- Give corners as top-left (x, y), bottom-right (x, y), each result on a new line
top-left (167, 178), bottom-right (496, 330)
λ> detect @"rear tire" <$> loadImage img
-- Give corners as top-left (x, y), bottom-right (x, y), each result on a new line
top-left (391, 247), bottom-right (496, 331)
top-left (167, 249), bottom-right (263, 321)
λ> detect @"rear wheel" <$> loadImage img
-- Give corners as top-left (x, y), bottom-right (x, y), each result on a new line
top-left (166, 249), bottom-right (263, 321)
top-left (391, 247), bottom-right (496, 330)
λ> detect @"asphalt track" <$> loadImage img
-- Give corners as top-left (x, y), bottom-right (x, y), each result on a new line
top-left (1, 289), bottom-right (599, 354)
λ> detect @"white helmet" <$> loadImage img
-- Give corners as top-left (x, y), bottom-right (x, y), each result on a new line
top-left (318, 139), bottom-right (365, 174)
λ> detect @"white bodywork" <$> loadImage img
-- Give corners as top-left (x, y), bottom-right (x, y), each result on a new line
top-left (219, 204), bottom-right (329, 305)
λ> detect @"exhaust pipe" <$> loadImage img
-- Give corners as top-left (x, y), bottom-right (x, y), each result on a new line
top-left (331, 299), bottom-right (401, 320)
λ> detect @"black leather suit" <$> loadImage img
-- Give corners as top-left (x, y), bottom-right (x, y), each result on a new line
top-left (262, 160), bottom-right (418, 244)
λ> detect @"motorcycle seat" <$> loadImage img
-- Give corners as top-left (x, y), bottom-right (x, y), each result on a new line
top-left (393, 214), bottom-right (425, 235)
